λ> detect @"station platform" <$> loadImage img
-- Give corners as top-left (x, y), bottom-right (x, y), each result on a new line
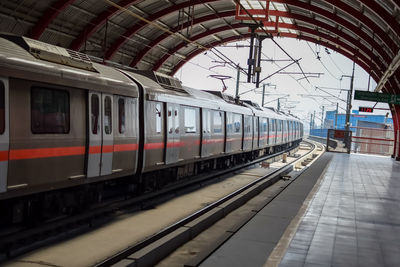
top-left (200, 152), bottom-right (400, 267)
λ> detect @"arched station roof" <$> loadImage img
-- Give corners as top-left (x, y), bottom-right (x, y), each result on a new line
top-left (0, 0), bottom-right (399, 94)
top-left (1, 0), bottom-right (400, 157)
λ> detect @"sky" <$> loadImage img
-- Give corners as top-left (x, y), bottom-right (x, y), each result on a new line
top-left (175, 38), bottom-right (390, 130)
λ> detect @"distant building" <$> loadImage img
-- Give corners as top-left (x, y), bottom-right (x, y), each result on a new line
top-left (310, 110), bottom-right (393, 137)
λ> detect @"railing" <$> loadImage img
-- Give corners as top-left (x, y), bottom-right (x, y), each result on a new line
top-left (351, 126), bottom-right (394, 156)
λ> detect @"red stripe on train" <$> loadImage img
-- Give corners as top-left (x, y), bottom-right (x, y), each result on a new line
top-left (9, 146), bottom-right (86, 160)
top-left (144, 142), bottom-right (164, 150)
top-left (0, 151), bottom-right (8, 161)
top-left (113, 144), bottom-right (139, 152)
top-left (102, 145), bottom-right (114, 153)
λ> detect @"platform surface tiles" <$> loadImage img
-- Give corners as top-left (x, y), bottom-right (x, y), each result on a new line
top-left (279, 153), bottom-right (400, 267)
top-left (201, 153), bottom-right (400, 267)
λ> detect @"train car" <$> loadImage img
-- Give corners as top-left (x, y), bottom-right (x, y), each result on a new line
top-left (0, 35), bottom-right (140, 200)
top-left (0, 35), bottom-right (303, 225)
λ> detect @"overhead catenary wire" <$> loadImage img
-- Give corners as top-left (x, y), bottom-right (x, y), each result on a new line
top-left (233, 0), bottom-right (310, 83)
top-left (306, 42), bottom-right (341, 81)
top-left (326, 50), bottom-right (346, 75)
top-left (103, 0), bottom-right (343, 111)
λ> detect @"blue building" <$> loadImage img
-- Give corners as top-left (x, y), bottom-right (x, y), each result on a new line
top-left (310, 110), bottom-right (393, 137)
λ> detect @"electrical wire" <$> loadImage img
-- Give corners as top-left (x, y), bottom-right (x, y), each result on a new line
top-left (233, 0), bottom-right (310, 83)
top-left (327, 51), bottom-right (346, 75)
top-left (62, 0), bottom-right (343, 111)
top-left (306, 42), bottom-right (341, 81)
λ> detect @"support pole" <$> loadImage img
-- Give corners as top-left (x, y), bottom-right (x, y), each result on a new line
top-left (247, 26), bottom-right (257, 83)
top-left (262, 83), bottom-right (266, 107)
top-left (345, 61), bottom-right (356, 132)
top-left (313, 110), bottom-right (316, 129)
top-left (255, 36), bottom-right (265, 87)
top-left (310, 113), bottom-right (313, 132)
top-left (335, 102), bottom-right (339, 129)
top-left (321, 105), bottom-right (325, 131)
top-left (277, 98), bottom-right (280, 111)
top-left (235, 64), bottom-right (240, 99)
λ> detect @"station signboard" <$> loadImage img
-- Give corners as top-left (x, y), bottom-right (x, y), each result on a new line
top-left (354, 90), bottom-right (400, 105)
top-left (358, 107), bottom-right (374, 113)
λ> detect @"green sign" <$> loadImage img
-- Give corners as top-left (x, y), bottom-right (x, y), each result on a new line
top-left (354, 90), bottom-right (400, 105)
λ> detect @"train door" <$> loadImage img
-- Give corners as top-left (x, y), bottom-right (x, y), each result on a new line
top-left (253, 116), bottom-right (259, 148)
top-left (225, 112), bottom-right (232, 153)
top-left (201, 109), bottom-right (211, 157)
top-left (166, 103), bottom-right (180, 164)
top-left (87, 92), bottom-right (114, 177)
top-left (284, 121), bottom-right (289, 143)
top-left (0, 78), bottom-right (9, 193)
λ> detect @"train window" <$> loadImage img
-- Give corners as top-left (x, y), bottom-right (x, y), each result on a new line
top-left (233, 113), bottom-right (242, 133)
top-left (31, 87), bottom-right (69, 134)
top-left (104, 96), bottom-right (112, 134)
top-left (213, 111), bottom-right (223, 133)
top-left (271, 119), bottom-right (275, 132)
top-left (155, 102), bottom-right (162, 134)
top-left (262, 118), bottom-right (268, 132)
top-left (184, 107), bottom-right (196, 133)
top-left (244, 116), bottom-right (251, 133)
top-left (0, 82), bottom-right (4, 134)
top-left (91, 94), bottom-right (99, 134)
top-left (226, 112), bottom-right (232, 133)
top-left (118, 98), bottom-right (125, 134)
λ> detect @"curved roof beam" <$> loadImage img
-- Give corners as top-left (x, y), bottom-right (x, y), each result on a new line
top-left (104, 0), bottom-right (218, 60)
top-left (132, 10), bottom-right (388, 69)
top-left (70, 0), bottom-right (141, 50)
top-left (332, 0), bottom-right (400, 38)
top-left (272, 0), bottom-right (398, 54)
top-left (133, 3), bottom-right (393, 73)
top-left (149, 16), bottom-right (390, 77)
top-left (30, 0), bottom-right (75, 39)
top-left (153, 23), bottom-right (385, 79)
top-left (129, 10), bottom-right (236, 66)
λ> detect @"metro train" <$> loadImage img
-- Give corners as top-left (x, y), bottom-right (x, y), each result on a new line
top-left (0, 35), bottom-right (303, 225)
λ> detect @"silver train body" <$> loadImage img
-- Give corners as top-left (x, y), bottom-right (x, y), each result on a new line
top-left (0, 35), bottom-right (303, 223)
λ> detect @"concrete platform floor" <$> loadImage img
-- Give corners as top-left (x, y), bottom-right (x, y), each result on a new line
top-left (201, 153), bottom-right (400, 267)
top-left (278, 153), bottom-right (400, 267)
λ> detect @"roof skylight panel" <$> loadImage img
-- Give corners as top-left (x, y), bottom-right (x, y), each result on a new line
top-left (273, 2), bottom-right (288, 11)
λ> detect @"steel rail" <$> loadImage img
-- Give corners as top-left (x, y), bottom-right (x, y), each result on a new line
top-left (95, 141), bottom-right (317, 266)
top-left (0, 143), bottom-right (301, 261)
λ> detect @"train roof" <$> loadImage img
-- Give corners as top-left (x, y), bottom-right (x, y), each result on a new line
top-left (122, 69), bottom-right (251, 114)
top-left (0, 34), bottom-right (139, 97)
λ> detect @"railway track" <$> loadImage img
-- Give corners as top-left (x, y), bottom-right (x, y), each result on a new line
top-left (95, 140), bottom-right (323, 267)
top-left (0, 143), bottom-right (309, 262)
